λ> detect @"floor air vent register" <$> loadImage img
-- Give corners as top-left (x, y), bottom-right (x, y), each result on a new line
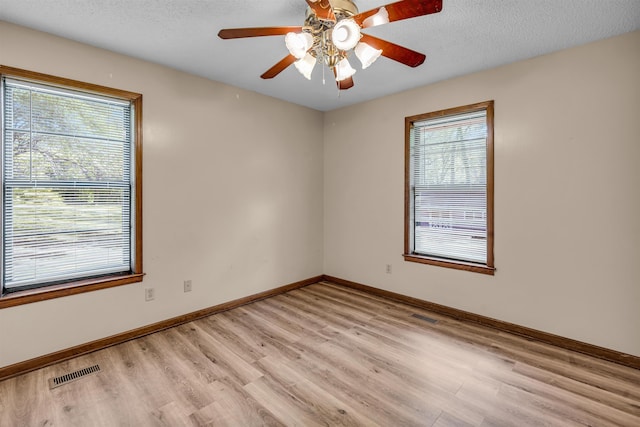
top-left (48, 364), bottom-right (101, 389)
top-left (411, 313), bottom-right (439, 324)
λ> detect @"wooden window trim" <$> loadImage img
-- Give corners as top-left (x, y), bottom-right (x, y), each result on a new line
top-left (404, 100), bottom-right (495, 274)
top-left (0, 65), bottom-right (143, 308)
top-left (403, 254), bottom-right (495, 275)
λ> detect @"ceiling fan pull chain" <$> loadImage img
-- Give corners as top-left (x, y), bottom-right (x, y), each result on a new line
top-left (322, 62), bottom-right (326, 85)
top-left (320, 35), bottom-right (326, 85)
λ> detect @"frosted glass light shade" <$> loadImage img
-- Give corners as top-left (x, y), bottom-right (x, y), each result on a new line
top-left (285, 32), bottom-right (314, 59)
top-left (294, 53), bottom-right (316, 80)
top-left (355, 42), bottom-right (382, 69)
top-left (362, 7), bottom-right (389, 28)
top-left (331, 19), bottom-right (361, 51)
top-left (335, 58), bottom-right (356, 81)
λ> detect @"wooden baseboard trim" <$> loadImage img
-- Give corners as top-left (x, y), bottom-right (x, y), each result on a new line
top-left (0, 275), bottom-right (321, 382)
top-left (322, 275), bottom-right (640, 370)
top-left (3, 273), bottom-right (636, 381)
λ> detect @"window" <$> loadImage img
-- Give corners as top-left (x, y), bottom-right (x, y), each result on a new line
top-left (0, 66), bottom-right (143, 307)
top-left (404, 101), bottom-right (494, 274)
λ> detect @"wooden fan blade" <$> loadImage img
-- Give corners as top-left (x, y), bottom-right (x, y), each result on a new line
top-left (306, 0), bottom-right (336, 22)
top-left (261, 54), bottom-right (297, 79)
top-left (360, 34), bottom-right (426, 67)
top-left (338, 76), bottom-right (354, 90)
top-left (218, 26), bottom-right (302, 39)
top-left (353, 0), bottom-right (442, 28)
top-left (331, 68), bottom-right (355, 90)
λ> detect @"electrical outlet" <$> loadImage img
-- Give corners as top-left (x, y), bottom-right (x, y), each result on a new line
top-left (145, 287), bottom-right (155, 301)
top-left (184, 280), bottom-right (192, 293)
top-left (386, 264), bottom-right (392, 274)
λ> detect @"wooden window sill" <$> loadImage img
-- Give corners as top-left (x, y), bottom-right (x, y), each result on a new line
top-left (0, 273), bottom-right (145, 309)
top-left (403, 254), bottom-right (495, 275)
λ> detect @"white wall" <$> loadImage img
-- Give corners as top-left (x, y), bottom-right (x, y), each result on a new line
top-left (1, 21), bottom-right (638, 368)
top-left (0, 21), bottom-right (324, 368)
top-left (324, 31), bottom-right (640, 357)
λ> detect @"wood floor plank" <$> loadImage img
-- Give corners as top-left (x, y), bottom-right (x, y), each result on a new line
top-left (513, 362), bottom-right (640, 416)
top-left (236, 303), bottom-right (315, 341)
top-left (299, 330), bottom-right (459, 424)
top-left (153, 401), bottom-right (193, 427)
top-left (433, 411), bottom-right (479, 427)
top-left (290, 329), bottom-right (473, 426)
top-left (93, 345), bottom-right (172, 426)
top-left (338, 325), bottom-right (465, 394)
top-left (291, 286), bottom-right (378, 323)
top-left (215, 310), bottom-right (302, 361)
top-left (243, 375), bottom-right (335, 427)
top-left (290, 354), bottom-right (434, 425)
top-left (113, 340), bottom-right (183, 406)
top-left (252, 355), bottom-right (383, 426)
top-left (402, 305), bottom-right (640, 402)
top-left (198, 314), bottom-right (268, 363)
top-left (174, 323), bottom-right (264, 386)
top-left (497, 378), bottom-right (636, 427)
top-left (1, 366), bottom-right (51, 426)
top-left (259, 296), bottom-right (329, 331)
top-left (272, 291), bottom-right (365, 330)
top-left (189, 383), bottom-right (285, 427)
top-left (1, 282), bottom-right (639, 426)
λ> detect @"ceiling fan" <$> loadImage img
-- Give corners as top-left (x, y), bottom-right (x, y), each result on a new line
top-left (218, 0), bottom-right (443, 90)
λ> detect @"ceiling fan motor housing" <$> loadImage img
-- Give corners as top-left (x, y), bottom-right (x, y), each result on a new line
top-left (305, 0), bottom-right (358, 22)
top-left (303, 0), bottom-right (360, 62)
top-left (328, 0), bottom-right (359, 17)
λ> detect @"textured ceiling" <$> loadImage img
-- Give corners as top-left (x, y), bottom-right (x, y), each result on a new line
top-left (1, 0), bottom-right (639, 111)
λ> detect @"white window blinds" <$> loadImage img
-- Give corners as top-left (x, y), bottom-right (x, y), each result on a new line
top-left (409, 109), bottom-right (488, 264)
top-left (2, 78), bottom-right (135, 290)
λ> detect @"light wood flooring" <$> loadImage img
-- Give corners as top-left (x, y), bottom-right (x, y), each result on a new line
top-left (1, 281), bottom-right (639, 426)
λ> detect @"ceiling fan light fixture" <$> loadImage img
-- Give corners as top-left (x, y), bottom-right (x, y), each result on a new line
top-left (334, 58), bottom-right (356, 81)
top-left (331, 18), bottom-right (361, 51)
top-left (294, 52), bottom-right (317, 80)
top-left (355, 42), bottom-right (383, 69)
top-left (285, 32), bottom-right (314, 59)
top-left (362, 7), bottom-right (390, 28)
top-left (219, 0), bottom-right (440, 90)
